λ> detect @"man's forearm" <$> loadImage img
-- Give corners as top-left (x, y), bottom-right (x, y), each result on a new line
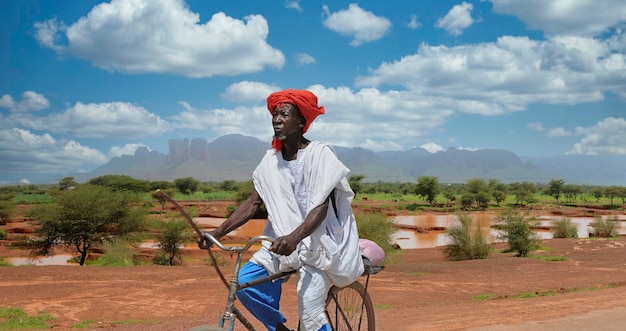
top-left (213, 192), bottom-right (262, 238)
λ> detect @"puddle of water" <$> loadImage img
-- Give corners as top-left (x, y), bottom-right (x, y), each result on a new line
top-left (394, 214), bottom-right (626, 249)
top-left (8, 255), bottom-right (75, 266)
top-left (11, 215), bottom-right (624, 264)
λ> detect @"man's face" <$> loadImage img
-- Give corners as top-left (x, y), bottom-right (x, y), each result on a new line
top-left (272, 103), bottom-right (304, 141)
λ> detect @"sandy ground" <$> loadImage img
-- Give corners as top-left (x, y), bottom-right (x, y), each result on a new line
top-left (2, 200), bottom-right (626, 330)
top-left (2, 238), bottom-right (626, 331)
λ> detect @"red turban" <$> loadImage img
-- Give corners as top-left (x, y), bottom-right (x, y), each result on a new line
top-left (266, 89), bottom-right (325, 151)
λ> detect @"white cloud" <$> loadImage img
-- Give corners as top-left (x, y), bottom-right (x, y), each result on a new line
top-left (34, 0), bottom-right (284, 77)
top-left (285, 0), bottom-right (302, 12)
top-left (527, 122), bottom-right (545, 132)
top-left (322, 4), bottom-right (391, 47)
top-left (490, 0), bottom-right (626, 37)
top-left (568, 117), bottom-right (626, 155)
top-left (33, 18), bottom-right (66, 51)
top-left (528, 122), bottom-right (571, 137)
top-left (356, 34), bottom-right (625, 115)
top-left (171, 104), bottom-right (272, 140)
top-left (0, 91), bottom-right (50, 113)
top-left (435, 2), bottom-right (475, 36)
top-left (173, 84), bottom-right (454, 152)
top-left (295, 53), bottom-right (316, 65)
top-left (0, 128), bottom-right (109, 174)
top-left (108, 143), bottom-right (149, 157)
top-left (420, 142), bottom-right (444, 153)
top-left (221, 81), bottom-right (281, 103)
top-left (407, 14), bottom-right (422, 30)
top-left (547, 127), bottom-right (571, 137)
top-left (15, 102), bottom-right (172, 138)
top-left (303, 85), bottom-right (453, 151)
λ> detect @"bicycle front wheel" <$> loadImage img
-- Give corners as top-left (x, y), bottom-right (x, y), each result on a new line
top-left (325, 281), bottom-right (375, 331)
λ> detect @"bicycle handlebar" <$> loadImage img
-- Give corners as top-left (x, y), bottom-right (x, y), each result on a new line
top-left (201, 232), bottom-right (275, 253)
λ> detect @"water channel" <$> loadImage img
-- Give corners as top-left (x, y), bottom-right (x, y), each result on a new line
top-left (8, 214), bottom-right (626, 265)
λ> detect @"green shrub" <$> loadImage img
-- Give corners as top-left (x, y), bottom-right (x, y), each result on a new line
top-left (153, 218), bottom-right (193, 266)
top-left (495, 210), bottom-right (541, 257)
top-left (95, 239), bottom-right (141, 266)
top-left (443, 213), bottom-right (493, 261)
top-left (355, 212), bottom-right (399, 261)
top-left (404, 203), bottom-right (421, 211)
top-left (0, 228), bottom-right (6, 240)
top-left (551, 217), bottom-right (578, 238)
top-left (590, 215), bottom-right (621, 238)
top-left (152, 252), bottom-right (171, 266)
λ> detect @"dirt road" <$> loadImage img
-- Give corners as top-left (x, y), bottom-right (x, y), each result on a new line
top-left (2, 238), bottom-right (626, 331)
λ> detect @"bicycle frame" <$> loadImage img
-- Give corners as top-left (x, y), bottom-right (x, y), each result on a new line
top-left (156, 189), bottom-right (380, 331)
top-left (202, 233), bottom-right (297, 330)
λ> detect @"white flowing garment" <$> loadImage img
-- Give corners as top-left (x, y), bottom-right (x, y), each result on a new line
top-left (250, 141), bottom-right (364, 288)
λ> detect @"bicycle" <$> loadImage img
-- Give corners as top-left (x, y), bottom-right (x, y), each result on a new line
top-left (156, 189), bottom-right (383, 331)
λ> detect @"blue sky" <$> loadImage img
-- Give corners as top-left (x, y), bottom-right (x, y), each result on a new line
top-left (1, 0), bottom-right (626, 184)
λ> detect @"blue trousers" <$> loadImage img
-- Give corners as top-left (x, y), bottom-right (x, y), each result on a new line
top-left (237, 262), bottom-right (331, 331)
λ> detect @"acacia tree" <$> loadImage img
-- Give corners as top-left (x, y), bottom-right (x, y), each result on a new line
top-left (545, 179), bottom-right (565, 204)
top-left (562, 184), bottom-right (582, 203)
top-left (488, 179), bottom-right (508, 206)
top-left (509, 182), bottom-right (538, 206)
top-left (415, 176), bottom-right (441, 206)
top-left (154, 218), bottom-right (192, 266)
top-left (174, 177), bottom-right (200, 194)
top-left (348, 174), bottom-right (365, 197)
top-left (58, 176), bottom-right (78, 191)
top-left (464, 178), bottom-right (491, 209)
top-left (29, 185), bottom-right (147, 265)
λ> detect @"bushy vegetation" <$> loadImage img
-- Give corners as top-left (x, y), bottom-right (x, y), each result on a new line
top-left (355, 212), bottom-right (398, 262)
top-left (590, 215), bottom-right (621, 238)
top-left (28, 185), bottom-right (148, 265)
top-left (494, 210), bottom-right (541, 257)
top-left (0, 193), bottom-right (16, 224)
top-left (152, 218), bottom-right (194, 266)
top-left (94, 239), bottom-right (142, 266)
top-left (443, 213), bottom-right (493, 261)
top-left (551, 217), bottom-right (578, 238)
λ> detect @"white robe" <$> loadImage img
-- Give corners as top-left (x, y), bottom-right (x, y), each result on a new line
top-left (250, 141), bottom-right (364, 287)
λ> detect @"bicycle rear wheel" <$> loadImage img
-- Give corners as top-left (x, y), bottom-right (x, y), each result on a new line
top-left (325, 281), bottom-right (375, 331)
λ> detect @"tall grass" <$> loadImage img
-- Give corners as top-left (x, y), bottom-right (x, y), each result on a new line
top-left (93, 239), bottom-right (141, 266)
top-left (551, 217), bottom-right (578, 238)
top-left (355, 212), bottom-right (399, 262)
top-left (443, 213), bottom-right (493, 261)
top-left (590, 215), bottom-right (621, 237)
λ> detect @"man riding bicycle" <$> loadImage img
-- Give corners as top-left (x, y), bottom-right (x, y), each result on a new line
top-left (201, 89), bottom-right (363, 331)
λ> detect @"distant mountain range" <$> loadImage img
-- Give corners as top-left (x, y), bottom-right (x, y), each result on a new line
top-left (48, 134), bottom-right (626, 186)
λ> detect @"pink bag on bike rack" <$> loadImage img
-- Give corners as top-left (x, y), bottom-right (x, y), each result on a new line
top-left (358, 238), bottom-right (385, 266)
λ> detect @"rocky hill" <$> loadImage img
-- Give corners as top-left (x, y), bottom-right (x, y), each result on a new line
top-left (48, 134), bottom-right (626, 185)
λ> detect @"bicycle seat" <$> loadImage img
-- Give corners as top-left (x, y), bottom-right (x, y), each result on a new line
top-left (361, 256), bottom-right (385, 275)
